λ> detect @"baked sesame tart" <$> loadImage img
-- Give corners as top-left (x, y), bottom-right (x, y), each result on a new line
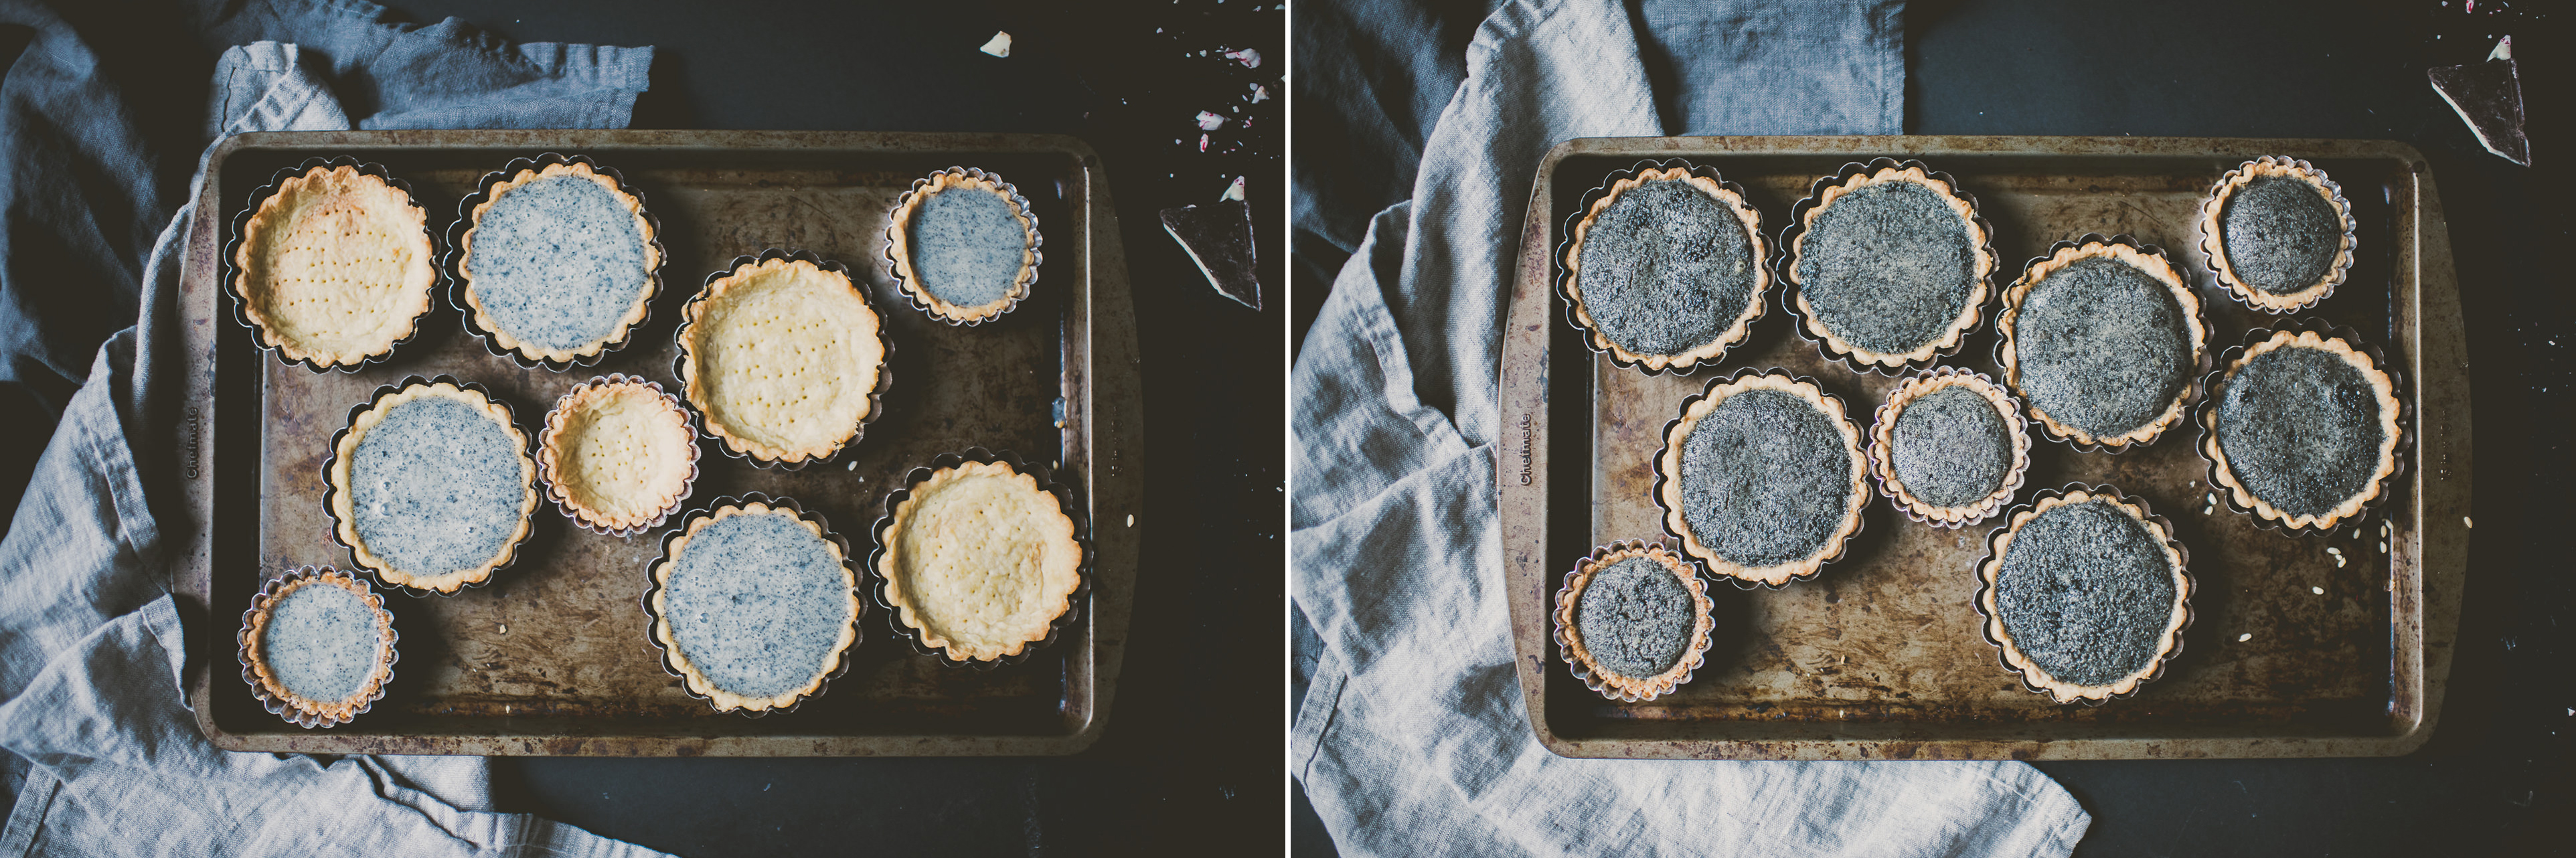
top-left (675, 250), bottom-right (890, 468)
top-left (873, 450), bottom-right (1089, 666)
top-left (455, 156), bottom-right (663, 367)
top-left (1783, 159), bottom-right (1997, 373)
top-left (1976, 485), bottom-right (2192, 705)
top-left (325, 377), bottom-right (538, 594)
top-left (538, 374), bottom-right (699, 537)
top-left (1559, 161), bottom-right (1769, 374)
top-left (645, 495), bottom-right (862, 715)
top-left (1867, 367), bottom-right (2032, 529)
top-left (238, 566), bottom-right (398, 728)
top-left (1654, 370), bottom-right (1867, 588)
top-left (229, 160), bottom-right (436, 370)
top-left (2198, 156), bottom-right (2356, 314)
top-left (1998, 234), bottom-right (2209, 451)
top-left (1552, 541), bottom-right (1714, 702)
top-left (887, 167), bottom-right (1043, 325)
top-left (2199, 322), bottom-right (2405, 533)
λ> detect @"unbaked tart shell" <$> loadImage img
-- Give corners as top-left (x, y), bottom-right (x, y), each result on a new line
top-left (538, 374), bottom-right (700, 536)
top-left (230, 162), bottom-right (438, 369)
top-left (675, 251), bottom-right (890, 466)
top-left (875, 454), bottom-right (1086, 665)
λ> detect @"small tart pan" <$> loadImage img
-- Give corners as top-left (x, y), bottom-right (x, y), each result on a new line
top-left (223, 156), bottom-right (441, 373)
top-left (868, 447), bottom-right (1093, 669)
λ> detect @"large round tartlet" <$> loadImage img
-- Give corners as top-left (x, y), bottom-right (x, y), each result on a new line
top-left (677, 254), bottom-right (888, 466)
top-left (2198, 156), bottom-right (2355, 314)
top-left (1552, 542), bottom-right (1714, 702)
top-left (1654, 371), bottom-right (1867, 588)
top-left (230, 163), bottom-right (436, 369)
top-left (1998, 236), bottom-right (2208, 450)
top-left (647, 498), bottom-right (862, 713)
top-left (1977, 487), bottom-right (2192, 704)
top-left (238, 567), bottom-right (398, 728)
top-left (327, 377), bottom-right (538, 594)
top-left (887, 167), bottom-right (1042, 325)
top-left (1867, 368), bottom-right (2032, 529)
top-left (459, 159), bottom-right (662, 365)
top-left (538, 375), bottom-right (699, 536)
top-left (1785, 160), bottom-right (1996, 371)
top-left (1560, 165), bottom-right (1769, 373)
top-left (876, 458), bottom-right (1086, 663)
top-left (2201, 327), bottom-right (2403, 532)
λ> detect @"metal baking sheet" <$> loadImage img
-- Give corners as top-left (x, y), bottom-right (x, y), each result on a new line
top-left (177, 130), bottom-right (1141, 756)
top-left (1499, 137), bottom-right (2467, 760)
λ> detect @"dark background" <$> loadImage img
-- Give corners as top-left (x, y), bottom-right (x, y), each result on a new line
top-left (356, 1), bottom-right (1285, 855)
top-left (1292, 0), bottom-right (2566, 854)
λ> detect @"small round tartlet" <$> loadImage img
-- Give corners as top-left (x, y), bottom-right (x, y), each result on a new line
top-left (538, 374), bottom-right (699, 536)
top-left (1998, 235), bottom-right (2208, 451)
top-left (1867, 367), bottom-right (2032, 529)
top-left (457, 157), bottom-right (663, 367)
top-left (874, 452), bottom-right (1087, 665)
top-left (326, 377), bottom-right (539, 594)
top-left (1784, 159), bottom-right (1996, 373)
top-left (1654, 370), bottom-right (1868, 588)
top-left (887, 167), bottom-right (1043, 325)
top-left (2198, 156), bottom-right (2355, 314)
top-left (1976, 485), bottom-right (2192, 705)
top-left (646, 496), bottom-right (862, 715)
top-left (2200, 324), bottom-right (2404, 533)
top-left (238, 566), bottom-right (398, 728)
top-left (1560, 162), bottom-right (1770, 374)
top-left (230, 161), bottom-right (437, 370)
top-left (1552, 541), bottom-right (1714, 702)
top-left (676, 251), bottom-right (890, 467)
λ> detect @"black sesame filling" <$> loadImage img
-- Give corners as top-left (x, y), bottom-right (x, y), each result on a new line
top-left (1890, 386), bottom-right (2012, 509)
top-left (1994, 499), bottom-right (2178, 689)
top-left (2221, 175), bottom-right (2342, 296)
top-left (2216, 344), bottom-right (2387, 519)
top-left (1795, 179), bottom-right (1980, 355)
top-left (1679, 388), bottom-right (1855, 569)
top-left (1574, 556), bottom-right (1696, 679)
top-left (2013, 256), bottom-right (2193, 440)
top-left (1573, 179), bottom-right (1758, 358)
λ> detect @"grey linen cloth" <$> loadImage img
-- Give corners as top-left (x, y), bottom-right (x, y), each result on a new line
top-left (1289, 1), bottom-right (2093, 854)
top-left (0, 1), bottom-right (667, 854)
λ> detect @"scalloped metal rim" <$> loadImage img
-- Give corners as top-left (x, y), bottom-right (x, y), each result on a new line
top-left (537, 373), bottom-right (702, 538)
top-left (639, 492), bottom-right (866, 718)
top-left (236, 566), bottom-right (400, 729)
top-left (444, 152), bottom-right (669, 371)
top-left (1552, 157), bottom-right (1769, 377)
top-left (2196, 155), bottom-right (2358, 316)
top-left (866, 447), bottom-right (1095, 669)
top-left (320, 374), bottom-right (538, 596)
top-left (1994, 232), bottom-right (2213, 454)
top-left (1972, 483), bottom-right (2196, 706)
top-left (222, 156), bottom-right (442, 374)
top-left (883, 166), bottom-right (1044, 327)
top-left (1864, 366), bottom-right (2034, 529)
top-left (1648, 367), bottom-right (1868, 590)
top-left (1551, 540), bottom-right (1716, 703)
top-left (1777, 157), bottom-right (2000, 377)
top-left (2193, 319), bottom-right (2413, 536)
top-left (669, 248), bottom-right (894, 471)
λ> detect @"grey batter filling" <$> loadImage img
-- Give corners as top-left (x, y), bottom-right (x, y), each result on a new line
top-left (2013, 256), bottom-right (2193, 440)
top-left (2221, 175), bottom-right (2342, 296)
top-left (1994, 499), bottom-right (2178, 688)
top-left (1890, 386), bottom-right (2012, 508)
top-left (664, 513), bottom-right (853, 699)
top-left (1795, 179), bottom-right (1978, 355)
top-left (260, 582), bottom-right (382, 703)
top-left (906, 185), bottom-right (1030, 310)
top-left (1574, 556), bottom-right (1695, 679)
top-left (1573, 179), bottom-right (1757, 358)
top-left (467, 173), bottom-right (650, 352)
top-left (2216, 345), bottom-right (2386, 519)
top-left (349, 396), bottom-right (525, 578)
top-left (1679, 388), bottom-right (1855, 569)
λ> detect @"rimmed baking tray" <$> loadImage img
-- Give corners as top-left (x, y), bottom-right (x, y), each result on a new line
top-left (177, 130), bottom-right (1142, 756)
top-left (1500, 137), bottom-right (2467, 760)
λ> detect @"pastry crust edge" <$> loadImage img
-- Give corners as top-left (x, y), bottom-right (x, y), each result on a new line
top-left (1998, 240), bottom-right (2208, 449)
top-left (1561, 167), bottom-right (1771, 373)
top-left (647, 502), bottom-right (860, 713)
top-left (327, 381), bottom-right (538, 594)
top-left (1976, 489), bottom-right (2192, 704)
top-left (1656, 371), bottom-right (1868, 587)
top-left (459, 161), bottom-right (663, 364)
top-left (1551, 543), bottom-right (1715, 702)
top-left (1788, 164), bottom-right (1996, 368)
top-left (1866, 367), bottom-right (2033, 529)
top-left (241, 570), bottom-right (398, 725)
top-left (2202, 331), bottom-right (2403, 531)
top-left (888, 170), bottom-right (1040, 323)
top-left (878, 460), bottom-right (1085, 663)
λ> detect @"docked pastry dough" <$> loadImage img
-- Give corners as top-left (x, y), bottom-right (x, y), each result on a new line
top-left (879, 460), bottom-right (1084, 662)
top-left (232, 165), bottom-right (436, 367)
top-left (679, 256), bottom-right (886, 464)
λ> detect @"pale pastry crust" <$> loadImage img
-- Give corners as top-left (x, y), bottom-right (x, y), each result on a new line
top-left (231, 165), bottom-right (436, 367)
top-left (1997, 240), bottom-right (2208, 449)
top-left (888, 171), bottom-right (1040, 323)
top-left (241, 570), bottom-right (397, 725)
top-left (1788, 164), bottom-right (1996, 369)
top-left (2202, 331), bottom-right (2403, 531)
top-left (649, 503), bottom-right (860, 713)
top-left (1866, 368), bottom-right (2032, 529)
top-left (1976, 489), bottom-right (2191, 704)
top-left (1655, 372), bottom-right (1868, 587)
top-left (878, 460), bottom-right (1084, 663)
top-left (1550, 543), bottom-right (1714, 702)
top-left (1561, 167), bottom-right (1770, 373)
top-left (679, 257), bottom-right (886, 464)
top-left (538, 377), bottom-right (698, 533)
top-left (2197, 157), bottom-right (2355, 314)
top-left (460, 161), bottom-right (662, 363)
top-left (327, 381), bottom-right (538, 594)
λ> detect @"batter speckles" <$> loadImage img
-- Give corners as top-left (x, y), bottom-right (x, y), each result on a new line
top-left (1573, 556), bottom-right (1695, 679)
top-left (2220, 175), bottom-right (2342, 296)
top-left (1994, 500), bottom-right (2178, 688)
top-left (906, 186), bottom-right (1030, 310)
top-left (259, 582), bottom-right (385, 704)
top-left (2217, 345), bottom-right (2387, 519)
top-left (663, 511), bottom-right (855, 700)
top-left (1574, 179), bottom-right (1758, 358)
top-left (1797, 179), bottom-right (1979, 355)
top-left (1679, 389), bottom-right (1857, 569)
top-left (467, 173), bottom-right (651, 353)
top-left (1889, 386), bottom-right (2011, 508)
top-left (2014, 256), bottom-right (2194, 440)
top-left (348, 396), bottom-right (527, 578)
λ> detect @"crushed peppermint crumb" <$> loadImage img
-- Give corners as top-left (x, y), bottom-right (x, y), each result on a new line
top-left (979, 31), bottom-right (1012, 58)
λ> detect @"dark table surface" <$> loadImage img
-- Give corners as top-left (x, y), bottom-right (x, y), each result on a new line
top-left (1292, 0), bottom-right (2565, 854)
top-left (369, 1), bottom-right (1284, 855)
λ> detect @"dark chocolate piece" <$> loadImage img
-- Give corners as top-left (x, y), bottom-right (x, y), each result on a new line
top-left (1160, 199), bottom-right (1260, 310)
top-left (2217, 345), bottom-right (2386, 519)
top-left (1680, 388), bottom-right (1854, 569)
top-left (1994, 499), bottom-right (2177, 688)
top-left (1574, 179), bottom-right (1757, 357)
top-left (2427, 39), bottom-right (2528, 167)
